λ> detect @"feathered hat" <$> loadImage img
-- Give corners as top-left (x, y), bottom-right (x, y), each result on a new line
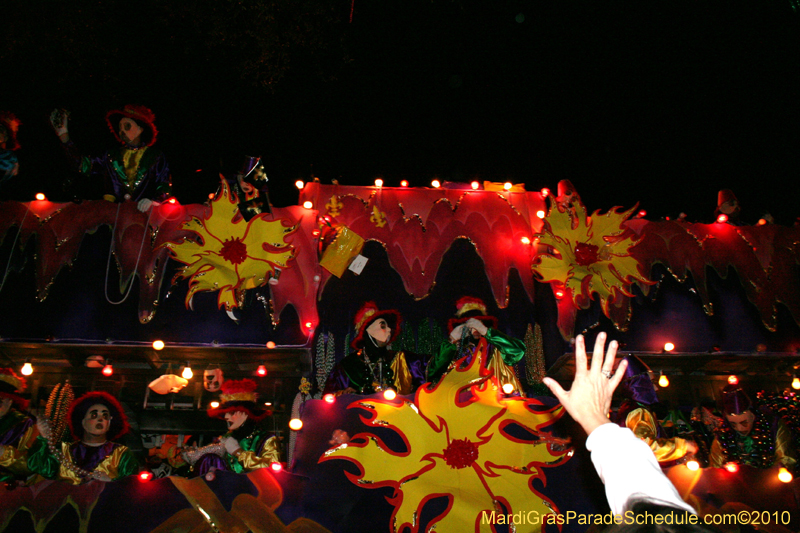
top-left (0, 111), bottom-right (21, 151)
top-left (721, 384), bottom-right (752, 416)
top-left (350, 302), bottom-right (402, 349)
top-left (67, 391), bottom-right (130, 441)
top-left (0, 368), bottom-right (28, 410)
top-left (447, 296), bottom-right (498, 332)
top-left (207, 379), bottom-right (270, 421)
top-left (618, 355), bottom-right (659, 406)
top-left (105, 104), bottom-right (158, 147)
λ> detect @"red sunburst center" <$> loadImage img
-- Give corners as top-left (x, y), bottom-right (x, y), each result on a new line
top-left (443, 438), bottom-right (479, 469)
top-left (220, 238), bottom-right (248, 265)
top-left (574, 242), bottom-right (599, 266)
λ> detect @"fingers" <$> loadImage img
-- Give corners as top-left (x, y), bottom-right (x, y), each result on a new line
top-left (590, 332), bottom-right (606, 373)
top-left (573, 335), bottom-right (587, 377)
top-left (607, 358), bottom-right (627, 393)
top-left (542, 377), bottom-right (567, 404)
top-left (602, 338), bottom-right (618, 374)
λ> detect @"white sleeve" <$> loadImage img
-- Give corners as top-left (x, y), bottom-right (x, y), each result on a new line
top-left (585, 422), bottom-right (696, 516)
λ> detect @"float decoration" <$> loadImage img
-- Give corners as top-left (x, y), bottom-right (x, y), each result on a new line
top-left (322, 339), bottom-right (569, 532)
top-left (164, 179), bottom-right (297, 312)
top-left (532, 195), bottom-right (653, 340)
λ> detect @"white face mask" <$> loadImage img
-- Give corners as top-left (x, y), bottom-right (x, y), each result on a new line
top-left (366, 318), bottom-right (392, 346)
top-left (82, 404), bottom-right (112, 438)
top-left (119, 118), bottom-right (144, 145)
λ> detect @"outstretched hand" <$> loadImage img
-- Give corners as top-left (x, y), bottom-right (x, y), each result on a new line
top-left (36, 417), bottom-right (52, 441)
top-left (49, 109), bottom-right (70, 141)
top-left (543, 333), bottom-right (628, 436)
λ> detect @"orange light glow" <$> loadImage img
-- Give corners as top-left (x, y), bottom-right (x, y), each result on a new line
top-left (168, 197), bottom-right (177, 204)
top-left (374, 178), bottom-right (383, 187)
top-left (686, 460), bottom-right (699, 471)
top-left (210, 401), bottom-right (220, 409)
top-left (431, 180), bottom-right (441, 188)
top-left (470, 181), bottom-right (480, 190)
top-left (289, 418), bottom-right (303, 431)
top-left (724, 462), bottom-right (739, 473)
top-left (727, 375), bottom-right (739, 385)
top-left (793, 376), bottom-right (800, 390)
top-left (311, 229), bottom-right (320, 237)
top-left (503, 182), bottom-right (512, 191)
top-left (536, 210), bottom-right (545, 219)
top-left (554, 289), bottom-right (564, 299)
top-left (35, 193), bottom-right (46, 201)
top-left (757, 218), bottom-right (767, 226)
top-left (138, 471), bottom-right (153, 482)
top-left (383, 388), bottom-right (397, 400)
top-left (257, 365), bottom-right (267, 377)
top-left (21, 362), bottom-right (33, 376)
top-left (303, 201), bottom-right (313, 209)
top-left (152, 340), bottom-right (165, 351)
top-left (102, 364), bottom-right (114, 377)
top-left (502, 383), bottom-right (514, 394)
top-left (716, 214), bottom-right (728, 223)
top-left (270, 462), bottom-right (283, 472)
top-left (305, 322), bottom-right (313, 330)
top-left (658, 373), bottom-right (669, 387)
top-left (295, 180), bottom-right (304, 189)
top-left (541, 188), bottom-right (550, 197)
top-left (664, 342), bottom-right (675, 352)
top-left (520, 237), bottom-right (531, 245)
top-left (208, 193), bottom-right (215, 199)
top-left (323, 393), bottom-right (335, 404)
top-left (779, 467), bottom-right (793, 483)
top-left (182, 366), bottom-right (193, 380)
top-left (637, 210), bottom-right (647, 218)
top-left (400, 180), bottom-right (409, 187)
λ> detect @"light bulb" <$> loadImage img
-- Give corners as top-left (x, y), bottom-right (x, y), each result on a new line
top-left (323, 394), bottom-right (335, 404)
top-left (383, 388), bottom-right (397, 400)
top-left (182, 365), bottom-right (193, 380)
top-left (210, 401), bottom-right (220, 409)
top-left (374, 178), bottom-right (383, 187)
top-left (536, 210), bottom-right (545, 218)
top-left (270, 462), bottom-right (283, 472)
top-left (663, 342), bottom-right (674, 352)
top-left (778, 467), bottom-right (793, 483)
top-left (793, 376), bottom-right (800, 390)
top-left (470, 181), bottom-right (480, 190)
top-left (303, 201), bottom-right (313, 209)
top-left (724, 462), bottom-right (739, 473)
top-left (21, 362), bottom-right (33, 376)
top-left (152, 340), bottom-right (165, 350)
top-left (503, 182), bottom-right (512, 191)
top-left (289, 418), bottom-right (303, 431)
top-left (431, 180), bottom-right (441, 188)
top-left (295, 180), bottom-right (304, 189)
top-left (502, 383), bottom-right (515, 394)
top-left (257, 365), bottom-right (267, 377)
top-left (35, 193), bottom-right (46, 201)
top-left (658, 372), bottom-right (669, 387)
top-left (686, 460), bottom-right (699, 471)
top-left (102, 364), bottom-right (114, 377)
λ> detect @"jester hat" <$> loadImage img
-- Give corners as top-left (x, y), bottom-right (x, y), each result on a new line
top-left (105, 104), bottom-right (159, 147)
top-left (447, 296), bottom-right (498, 333)
top-left (68, 391), bottom-right (130, 441)
top-left (0, 368), bottom-right (28, 411)
top-left (350, 301), bottom-right (402, 349)
top-left (207, 379), bottom-right (270, 421)
top-left (0, 111), bottom-right (21, 151)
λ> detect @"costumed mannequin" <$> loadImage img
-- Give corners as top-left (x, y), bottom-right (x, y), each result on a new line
top-left (184, 379), bottom-right (279, 480)
top-left (615, 355), bottom-right (697, 465)
top-left (228, 156), bottom-right (271, 221)
top-left (0, 368), bottom-right (37, 484)
top-left (425, 297), bottom-right (525, 393)
top-left (50, 105), bottom-right (171, 211)
top-left (708, 384), bottom-right (798, 471)
top-left (323, 302), bottom-right (426, 396)
top-left (0, 111), bottom-right (21, 185)
top-left (203, 367), bottom-right (225, 393)
top-left (28, 391), bottom-right (138, 484)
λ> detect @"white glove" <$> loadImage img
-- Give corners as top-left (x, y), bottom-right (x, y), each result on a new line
top-left (137, 198), bottom-right (160, 212)
top-left (449, 324), bottom-right (465, 343)
top-left (49, 109), bottom-right (69, 138)
top-left (465, 318), bottom-right (488, 336)
top-left (222, 437), bottom-right (241, 455)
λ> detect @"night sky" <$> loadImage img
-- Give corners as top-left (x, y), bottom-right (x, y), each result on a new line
top-left (3, 1), bottom-right (800, 223)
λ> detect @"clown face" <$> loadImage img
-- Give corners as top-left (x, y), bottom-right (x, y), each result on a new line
top-left (725, 410), bottom-right (755, 437)
top-left (119, 117), bottom-right (144, 146)
top-left (82, 403), bottom-right (112, 440)
top-left (366, 318), bottom-right (392, 347)
top-left (224, 410), bottom-right (248, 430)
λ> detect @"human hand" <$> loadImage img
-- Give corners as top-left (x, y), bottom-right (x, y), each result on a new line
top-left (89, 471), bottom-right (112, 482)
top-left (222, 437), bottom-right (241, 455)
top-left (449, 324), bottom-right (465, 343)
top-left (137, 198), bottom-right (160, 212)
top-left (49, 109), bottom-right (70, 140)
top-left (37, 417), bottom-right (52, 441)
top-left (465, 318), bottom-right (488, 337)
top-left (543, 333), bottom-right (628, 436)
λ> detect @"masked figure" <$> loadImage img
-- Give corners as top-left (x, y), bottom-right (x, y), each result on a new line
top-left (187, 379), bottom-right (279, 479)
top-left (0, 368), bottom-right (37, 484)
top-left (708, 384), bottom-right (797, 471)
top-left (426, 297), bottom-right (525, 393)
top-left (615, 356), bottom-right (697, 465)
top-left (204, 367), bottom-right (224, 393)
top-left (323, 302), bottom-right (426, 396)
top-left (50, 105), bottom-right (171, 211)
top-left (28, 391), bottom-right (137, 484)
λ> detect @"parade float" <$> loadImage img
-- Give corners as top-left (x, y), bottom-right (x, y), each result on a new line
top-left (0, 177), bottom-right (799, 533)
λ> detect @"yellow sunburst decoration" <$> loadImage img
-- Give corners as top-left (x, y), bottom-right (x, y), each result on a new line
top-left (532, 198), bottom-right (651, 316)
top-left (164, 179), bottom-right (296, 311)
top-left (322, 339), bottom-right (569, 532)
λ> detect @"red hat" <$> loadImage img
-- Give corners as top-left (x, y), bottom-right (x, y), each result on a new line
top-left (0, 111), bottom-right (21, 151)
top-left (350, 302), bottom-right (402, 349)
top-left (447, 297), bottom-right (498, 332)
top-left (67, 391), bottom-right (130, 441)
top-left (105, 104), bottom-right (159, 147)
top-left (0, 368), bottom-right (28, 410)
top-left (207, 379), bottom-right (270, 421)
